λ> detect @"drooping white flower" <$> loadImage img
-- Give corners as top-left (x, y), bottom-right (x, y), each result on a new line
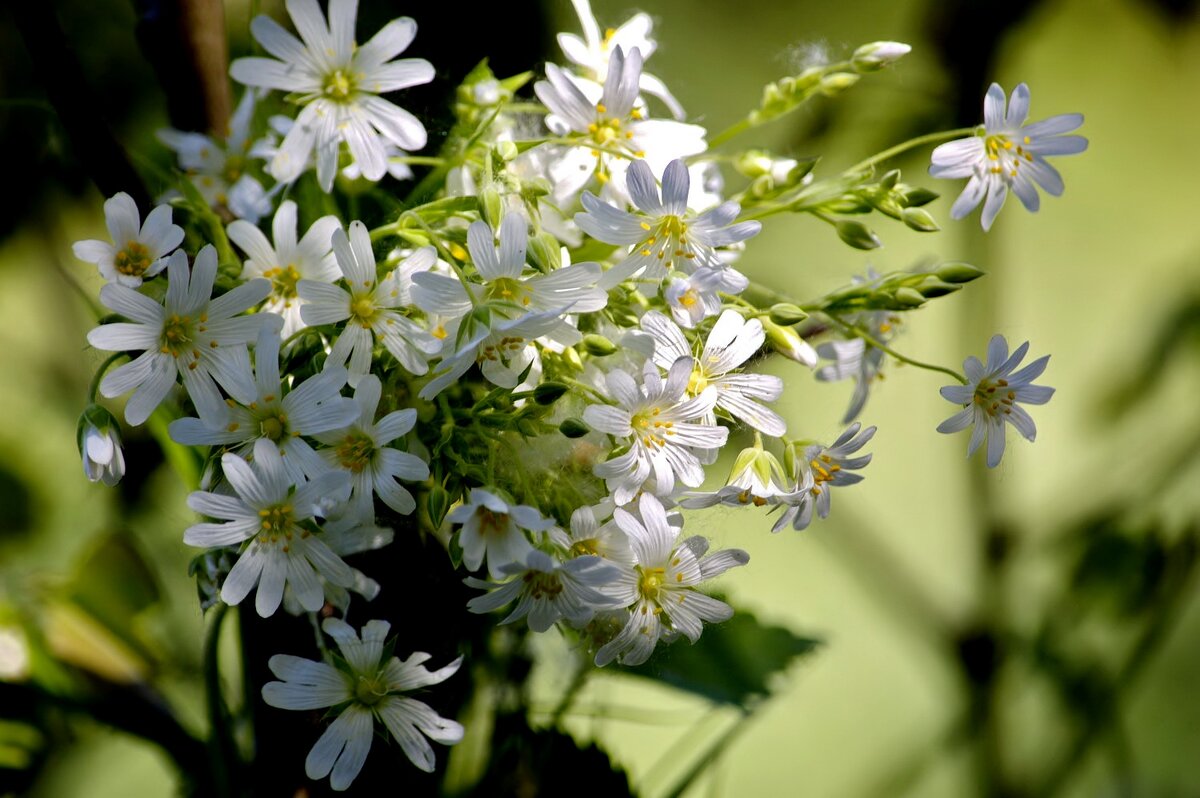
top-left (594, 494), bottom-right (747, 667)
top-left (534, 46), bottom-right (706, 204)
top-left (815, 302), bottom-right (900, 423)
top-left (936, 334), bottom-right (1054, 468)
top-left (313, 374), bottom-right (429, 521)
top-left (231, 0), bottom-right (435, 191)
top-left (156, 90), bottom-right (272, 222)
top-left (557, 0), bottom-right (685, 119)
top-left (642, 309), bottom-right (786, 436)
top-left (448, 488), bottom-right (555, 579)
top-left (465, 549), bottom-right (621, 632)
top-left (78, 405), bottom-right (125, 487)
top-left (262, 618), bottom-right (463, 790)
top-left (771, 423), bottom-right (875, 532)
top-left (298, 222), bottom-right (441, 386)
top-left (930, 83), bottom-right (1087, 231)
top-left (72, 192), bottom-right (184, 288)
top-left (575, 159), bottom-right (760, 289)
top-left (184, 439), bottom-right (353, 617)
top-left (168, 326), bottom-right (358, 483)
top-left (87, 247), bottom-right (273, 425)
top-left (227, 200), bottom-right (342, 338)
top-left (582, 356), bottom-right (728, 505)
top-left (681, 439), bottom-right (790, 509)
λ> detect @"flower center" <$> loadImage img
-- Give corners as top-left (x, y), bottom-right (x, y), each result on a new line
top-left (570, 538), bottom-right (601, 557)
top-left (325, 69), bottom-right (357, 100)
top-left (809, 453), bottom-right (841, 489)
top-left (687, 367), bottom-right (709, 396)
top-left (263, 264), bottom-right (303, 300)
top-left (984, 134), bottom-right (1035, 178)
top-left (477, 508), bottom-right (510, 535)
top-left (485, 277), bottom-right (531, 307)
top-left (223, 153), bottom-right (246, 184)
top-left (973, 377), bottom-right (1015, 417)
top-left (336, 432), bottom-right (375, 473)
top-left (115, 241), bottom-right (152, 277)
top-left (630, 407), bottom-right (674, 449)
top-left (160, 313), bottom-right (198, 358)
top-left (636, 216), bottom-right (693, 271)
top-left (636, 565), bottom-right (666, 605)
top-left (259, 411), bottom-right (289, 442)
top-left (354, 673), bottom-right (389, 706)
top-left (350, 295), bottom-right (377, 328)
top-left (522, 570), bottom-right (564, 600)
top-left (257, 503), bottom-right (294, 540)
top-left (478, 336), bottom-right (526, 362)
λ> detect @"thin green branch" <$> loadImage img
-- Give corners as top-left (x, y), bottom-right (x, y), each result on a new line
top-left (828, 314), bottom-right (967, 384)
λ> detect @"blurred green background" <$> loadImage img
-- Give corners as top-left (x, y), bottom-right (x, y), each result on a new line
top-left (2, 0), bottom-right (1199, 795)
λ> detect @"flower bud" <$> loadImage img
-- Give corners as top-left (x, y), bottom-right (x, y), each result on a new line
top-left (763, 319), bottom-right (818, 366)
top-left (532, 381), bottom-right (569, 405)
top-left (527, 232), bottom-right (562, 273)
top-left (893, 287), bottom-right (927, 307)
top-left (768, 304), bottom-right (809, 326)
top-left (901, 187), bottom-right (939, 207)
top-left (77, 404), bottom-right (124, 486)
top-left (835, 220), bottom-right (882, 250)
top-left (915, 278), bottom-right (960, 299)
top-left (582, 334), bottom-right (618, 357)
top-left (901, 207), bottom-right (940, 232)
top-left (819, 72), bottom-right (860, 95)
top-left (852, 41), bottom-right (912, 72)
top-left (495, 140), bottom-right (519, 162)
top-left (480, 186), bottom-right (503, 230)
top-left (427, 483), bottom-right (452, 527)
top-left (935, 262), bottom-right (986, 284)
top-left (559, 418), bottom-right (591, 438)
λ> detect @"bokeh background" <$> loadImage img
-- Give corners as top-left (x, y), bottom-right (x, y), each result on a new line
top-left (2, 0), bottom-right (1199, 795)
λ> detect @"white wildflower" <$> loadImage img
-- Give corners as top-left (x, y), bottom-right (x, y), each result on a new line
top-left (72, 192), bottom-right (184, 288)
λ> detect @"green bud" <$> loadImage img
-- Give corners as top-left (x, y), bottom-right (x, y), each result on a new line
top-left (427, 484), bottom-right (452, 527)
top-left (77, 403), bottom-right (119, 455)
top-left (768, 303), bottom-right (809, 326)
top-left (916, 279), bottom-right (961, 299)
top-left (532, 381), bottom-right (569, 405)
top-left (480, 186), bottom-right (503, 230)
top-left (762, 319), bottom-right (818, 366)
top-left (935, 262), bottom-right (986, 284)
top-left (851, 41), bottom-right (912, 72)
top-left (824, 197), bottom-right (873, 214)
top-left (562, 346), bottom-right (584, 371)
top-left (495, 140), bottom-right (519, 162)
top-left (735, 150), bottom-right (775, 178)
top-left (582, 334), bottom-right (618, 356)
top-left (819, 72), bottom-right (860, 95)
top-left (893, 287), bottom-right (926, 307)
top-left (901, 186), bottom-right (939, 207)
top-left (879, 169), bottom-right (901, 190)
top-left (527, 232), bottom-right (561, 272)
top-left (901, 207), bottom-right (940, 232)
top-left (835, 220), bottom-right (882, 250)
top-left (559, 418), bottom-right (591, 438)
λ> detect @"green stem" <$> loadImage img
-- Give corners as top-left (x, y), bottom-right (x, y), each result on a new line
top-left (389, 155), bottom-right (446, 166)
top-left (828, 314), bottom-right (967, 384)
top-left (88, 352), bottom-right (127, 403)
top-left (847, 126), bottom-right (980, 174)
top-left (707, 118), bottom-right (752, 149)
top-left (548, 656), bottom-right (590, 727)
top-left (203, 603), bottom-right (239, 797)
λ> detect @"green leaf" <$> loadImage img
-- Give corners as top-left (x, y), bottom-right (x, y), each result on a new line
top-left (618, 608), bottom-right (820, 707)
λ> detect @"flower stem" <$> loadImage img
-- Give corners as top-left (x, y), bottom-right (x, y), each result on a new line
top-left (847, 126), bottom-right (980, 174)
top-left (88, 352), bottom-right (128, 403)
top-left (828, 314), bottom-right (967, 384)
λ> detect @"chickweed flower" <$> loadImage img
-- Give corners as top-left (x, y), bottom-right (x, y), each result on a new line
top-left (937, 334), bottom-right (1054, 468)
top-left (262, 618), bottom-right (463, 789)
top-left (73, 192), bottom-right (184, 288)
top-left (772, 423), bottom-right (876, 532)
top-left (930, 83), bottom-right (1087, 230)
top-left (77, 405), bottom-right (125, 486)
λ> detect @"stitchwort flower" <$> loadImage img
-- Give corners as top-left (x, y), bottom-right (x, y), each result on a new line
top-left (262, 618), bottom-right (463, 789)
top-left (73, 192), bottom-right (184, 288)
top-left (930, 83), bottom-right (1087, 231)
top-left (772, 423), bottom-right (876, 532)
top-left (937, 334), bottom-right (1054, 468)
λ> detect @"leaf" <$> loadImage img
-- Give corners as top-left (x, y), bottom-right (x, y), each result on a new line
top-left (618, 608), bottom-right (820, 708)
top-left (470, 715), bottom-right (631, 797)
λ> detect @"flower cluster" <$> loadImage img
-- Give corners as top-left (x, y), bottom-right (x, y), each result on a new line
top-left (70, 0), bottom-right (1081, 790)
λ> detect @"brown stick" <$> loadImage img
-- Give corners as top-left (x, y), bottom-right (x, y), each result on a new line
top-left (134, 0), bottom-right (231, 136)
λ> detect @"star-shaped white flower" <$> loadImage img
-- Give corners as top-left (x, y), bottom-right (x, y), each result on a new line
top-left (184, 438), bottom-right (353, 617)
top-left (771, 423), bottom-right (875, 532)
top-left (262, 618), bottom-right (463, 790)
top-left (231, 0), bottom-right (435, 191)
top-left (227, 200), bottom-right (342, 338)
top-left (448, 488), bottom-right (554, 579)
top-left (73, 192), bottom-right (184, 288)
top-left (936, 334), bottom-right (1054, 468)
top-left (930, 82), bottom-right (1087, 231)
top-left (87, 246), bottom-right (273, 425)
top-left (466, 549), bottom-right (621, 632)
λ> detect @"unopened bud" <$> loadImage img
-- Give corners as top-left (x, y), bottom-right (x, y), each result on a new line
top-left (527, 232), bottom-right (561, 272)
top-left (852, 41), bottom-right (912, 72)
top-left (427, 484), bottom-right (452, 527)
top-left (532, 381), bottom-right (569, 405)
top-left (901, 187), bottom-right (939, 207)
top-left (819, 72), bottom-right (860, 95)
top-left (495, 140), bottom-right (519, 162)
top-left (735, 150), bottom-right (775, 178)
top-left (835, 220), bottom-right (882, 250)
top-left (893, 287), bottom-right (926, 307)
top-left (901, 207), bottom-right (940, 232)
top-left (916, 279), bottom-right (960, 299)
top-left (768, 303), bottom-right (809, 326)
top-left (763, 319), bottom-right (818, 366)
top-left (582, 334), bottom-right (618, 356)
top-left (935, 262), bottom-right (986, 284)
top-left (480, 186), bottom-right (503, 230)
top-left (559, 418), bottom-right (591, 438)
top-left (77, 404), bottom-right (124, 487)
top-left (879, 169), bottom-right (901, 190)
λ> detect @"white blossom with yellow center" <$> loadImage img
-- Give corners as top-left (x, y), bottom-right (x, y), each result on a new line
top-left (73, 192), bottom-right (184, 288)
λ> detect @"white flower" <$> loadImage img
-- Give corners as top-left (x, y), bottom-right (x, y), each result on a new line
top-left (575, 159), bottom-right (760, 289)
top-left (557, 0), bottom-right (685, 119)
top-left (642, 309), bottom-right (786, 436)
top-left (930, 82), bottom-right (1087, 231)
top-left (227, 200), bottom-right (342, 338)
top-left (466, 549), bottom-right (621, 632)
top-left (78, 406), bottom-right (124, 486)
top-left (566, 502), bottom-right (635, 567)
top-left (448, 488), bottom-right (554, 579)
top-left (314, 374), bottom-right (429, 521)
top-left (87, 247), bottom-right (273, 425)
top-left (663, 266), bottom-right (748, 329)
top-left (168, 326), bottom-right (359, 483)
top-left (156, 90), bottom-right (272, 222)
top-left (936, 334), bottom-right (1054, 468)
top-left (72, 192), bottom-right (184, 288)
top-left (231, 0), bottom-right (435, 191)
top-left (582, 357), bottom-right (728, 505)
top-left (262, 618), bottom-right (463, 789)
top-left (681, 440), bottom-right (790, 509)
top-left (298, 222), bottom-right (441, 386)
top-left (815, 303), bottom-right (899, 423)
top-left (534, 46), bottom-right (706, 204)
top-left (772, 423), bottom-right (875, 532)
top-left (184, 438), bottom-right (353, 616)
top-left (594, 494), bottom-right (747, 667)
